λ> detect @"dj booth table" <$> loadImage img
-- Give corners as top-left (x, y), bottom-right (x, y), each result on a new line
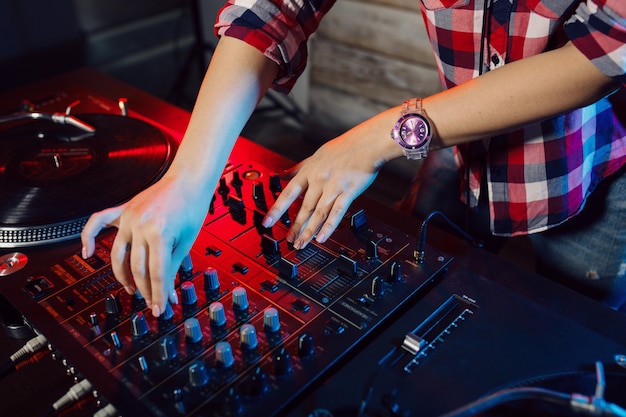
top-left (1, 69), bottom-right (625, 417)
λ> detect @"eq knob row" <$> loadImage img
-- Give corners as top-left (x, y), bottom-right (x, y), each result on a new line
top-left (182, 306), bottom-right (283, 346)
top-left (180, 267), bottom-right (221, 295)
top-left (124, 285), bottom-right (259, 340)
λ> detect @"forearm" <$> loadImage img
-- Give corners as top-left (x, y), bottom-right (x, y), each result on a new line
top-left (427, 41), bottom-right (620, 147)
top-left (164, 36), bottom-right (279, 195)
top-left (360, 41), bottom-right (621, 163)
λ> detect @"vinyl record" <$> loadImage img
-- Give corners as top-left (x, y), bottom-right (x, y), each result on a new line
top-left (0, 114), bottom-right (176, 247)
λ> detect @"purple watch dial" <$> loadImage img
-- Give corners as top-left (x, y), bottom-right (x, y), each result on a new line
top-left (399, 116), bottom-right (429, 147)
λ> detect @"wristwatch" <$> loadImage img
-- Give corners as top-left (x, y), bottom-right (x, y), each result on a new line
top-left (390, 98), bottom-right (432, 160)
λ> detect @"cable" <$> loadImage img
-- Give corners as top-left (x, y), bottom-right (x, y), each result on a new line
top-left (439, 362), bottom-right (626, 417)
top-left (439, 386), bottom-right (570, 417)
top-left (414, 210), bottom-right (484, 263)
top-left (93, 403), bottom-right (118, 417)
top-left (43, 378), bottom-right (94, 417)
top-left (0, 333), bottom-right (48, 379)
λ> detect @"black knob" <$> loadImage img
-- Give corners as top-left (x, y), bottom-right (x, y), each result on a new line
top-left (252, 181), bottom-right (267, 211)
top-left (203, 267), bottom-right (220, 292)
top-left (188, 360), bottom-right (209, 387)
top-left (88, 312), bottom-right (98, 327)
top-left (248, 366), bottom-right (268, 396)
top-left (104, 293), bottom-right (122, 315)
top-left (366, 240), bottom-right (379, 260)
top-left (159, 302), bottom-right (175, 321)
top-left (227, 195), bottom-right (246, 224)
top-left (388, 261), bottom-right (402, 282)
top-left (110, 331), bottom-right (122, 349)
top-left (159, 335), bottom-right (178, 361)
top-left (131, 289), bottom-right (147, 311)
top-left (231, 170), bottom-right (243, 197)
top-left (261, 234), bottom-right (281, 263)
top-left (268, 174), bottom-right (282, 199)
top-left (218, 177), bottom-right (230, 203)
top-left (181, 281), bottom-right (198, 305)
top-left (223, 388), bottom-right (243, 416)
top-left (138, 356), bottom-right (149, 374)
top-left (337, 254), bottom-right (358, 276)
top-left (298, 333), bottom-right (315, 357)
top-left (179, 254), bottom-right (194, 282)
top-left (130, 311), bottom-right (149, 337)
top-left (371, 276), bottom-right (385, 298)
top-left (273, 347), bottom-right (292, 375)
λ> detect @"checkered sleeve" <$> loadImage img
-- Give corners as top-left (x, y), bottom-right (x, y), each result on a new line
top-left (564, 0), bottom-right (626, 84)
top-left (215, 0), bottom-right (336, 93)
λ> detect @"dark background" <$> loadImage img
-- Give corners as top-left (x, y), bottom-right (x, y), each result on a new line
top-left (0, 0), bottom-right (222, 110)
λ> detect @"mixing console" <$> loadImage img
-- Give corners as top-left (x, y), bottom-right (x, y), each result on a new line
top-left (1, 69), bottom-right (625, 417)
top-left (0, 136), bottom-right (452, 417)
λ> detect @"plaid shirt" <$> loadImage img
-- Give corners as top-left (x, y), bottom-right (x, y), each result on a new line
top-left (216, 0), bottom-right (626, 236)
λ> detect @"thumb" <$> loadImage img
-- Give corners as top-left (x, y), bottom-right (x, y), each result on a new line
top-left (80, 205), bottom-right (125, 258)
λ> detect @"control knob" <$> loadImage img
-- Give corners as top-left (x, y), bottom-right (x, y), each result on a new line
top-left (188, 360), bottom-right (209, 387)
top-left (181, 281), bottom-right (198, 305)
top-left (203, 267), bottom-right (220, 293)
top-left (104, 293), bottom-right (122, 316)
top-left (263, 307), bottom-right (281, 333)
top-left (184, 318), bottom-right (203, 344)
top-left (130, 311), bottom-right (149, 337)
top-left (273, 347), bottom-right (292, 375)
top-left (232, 287), bottom-right (249, 312)
top-left (215, 341), bottom-right (235, 368)
top-left (208, 302), bottom-right (227, 327)
top-left (240, 324), bottom-right (258, 350)
top-left (159, 335), bottom-right (178, 361)
top-left (298, 333), bottom-right (315, 357)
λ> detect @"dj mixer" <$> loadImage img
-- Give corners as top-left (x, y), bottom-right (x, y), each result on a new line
top-left (0, 69), bottom-right (625, 417)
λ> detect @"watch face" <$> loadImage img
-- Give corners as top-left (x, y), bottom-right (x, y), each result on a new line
top-left (395, 114), bottom-right (430, 148)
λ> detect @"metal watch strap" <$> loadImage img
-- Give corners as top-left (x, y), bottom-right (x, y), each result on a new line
top-left (402, 98), bottom-right (423, 117)
top-left (402, 98), bottom-right (429, 160)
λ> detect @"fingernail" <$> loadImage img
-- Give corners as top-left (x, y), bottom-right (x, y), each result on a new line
top-left (124, 286), bottom-right (135, 295)
top-left (262, 216), bottom-right (273, 228)
top-left (152, 304), bottom-right (161, 317)
top-left (293, 239), bottom-right (303, 250)
top-left (81, 246), bottom-right (87, 259)
top-left (316, 232), bottom-right (326, 243)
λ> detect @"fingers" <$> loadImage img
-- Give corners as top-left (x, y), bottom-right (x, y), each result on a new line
top-left (263, 174), bottom-right (355, 250)
top-left (82, 205), bottom-right (181, 318)
top-left (147, 235), bottom-right (178, 317)
top-left (262, 173), bottom-right (305, 229)
top-left (80, 206), bottom-right (124, 258)
top-left (110, 236), bottom-right (135, 296)
top-left (291, 190), bottom-right (351, 250)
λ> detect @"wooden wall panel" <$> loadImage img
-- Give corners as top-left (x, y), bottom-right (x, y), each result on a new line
top-left (308, 0), bottom-right (440, 133)
top-left (315, 0), bottom-right (433, 64)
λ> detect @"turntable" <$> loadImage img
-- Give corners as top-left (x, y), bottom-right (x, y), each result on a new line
top-left (0, 101), bottom-right (176, 248)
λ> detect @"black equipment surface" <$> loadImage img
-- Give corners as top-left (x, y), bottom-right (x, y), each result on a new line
top-left (0, 69), bottom-right (624, 417)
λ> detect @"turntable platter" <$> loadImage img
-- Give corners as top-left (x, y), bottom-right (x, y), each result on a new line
top-left (0, 114), bottom-right (176, 247)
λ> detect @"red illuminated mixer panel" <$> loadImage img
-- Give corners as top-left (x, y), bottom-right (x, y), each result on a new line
top-left (0, 71), bottom-right (452, 417)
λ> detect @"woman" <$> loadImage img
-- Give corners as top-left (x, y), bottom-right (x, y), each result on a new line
top-left (81, 0), bottom-right (625, 316)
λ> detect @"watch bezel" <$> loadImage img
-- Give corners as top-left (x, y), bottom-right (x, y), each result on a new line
top-left (392, 112), bottom-right (432, 150)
